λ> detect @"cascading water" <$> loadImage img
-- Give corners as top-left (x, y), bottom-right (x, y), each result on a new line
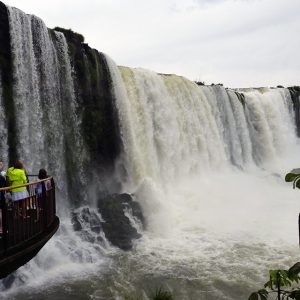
top-left (8, 6), bottom-right (42, 164)
top-left (7, 6), bottom-right (89, 197)
top-left (109, 64), bottom-right (299, 187)
top-left (0, 77), bottom-right (8, 162)
top-left (0, 6), bottom-right (118, 298)
top-left (1, 3), bottom-right (300, 300)
top-left (106, 59), bottom-right (300, 299)
top-left (242, 88), bottom-right (296, 168)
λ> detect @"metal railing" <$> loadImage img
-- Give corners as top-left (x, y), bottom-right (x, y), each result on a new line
top-left (0, 177), bottom-right (56, 254)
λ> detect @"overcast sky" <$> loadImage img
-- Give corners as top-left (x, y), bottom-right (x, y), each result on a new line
top-left (3, 0), bottom-right (300, 88)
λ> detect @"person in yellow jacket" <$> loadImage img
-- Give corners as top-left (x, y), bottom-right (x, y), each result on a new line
top-left (6, 160), bottom-right (29, 201)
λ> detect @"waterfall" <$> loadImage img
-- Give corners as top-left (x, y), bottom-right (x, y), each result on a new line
top-left (105, 59), bottom-right (300, 250)
top-left (1, 3), bottom-right (300, 299)
top-left (106, 61), bottom-right (298, 190)
top-left (6, 6), bottom-right (89, 200)
top-left (103, 61), bottom-right (300, 299)
top-left (0, 6), bottom-right (116, 296)
top-left (107, 62), bottom-right (229, 189)
top-left (0, 76), bottom-right (8, 162)
top-left (227, 89), bottom-right (253, 166)
top-left (242, 88), bottom-right (297, 168)
top-left (8, 6), bottom-right (44, 171)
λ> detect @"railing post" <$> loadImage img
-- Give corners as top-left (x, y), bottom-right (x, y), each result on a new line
top-left (1, 200), bottom-right (8, 253)
top-left (0, 177), bottom-right (56, 252)
top-left (42, 181), bottom-right (47, 229)
top-left (51, 178), bottom-right (56, 217)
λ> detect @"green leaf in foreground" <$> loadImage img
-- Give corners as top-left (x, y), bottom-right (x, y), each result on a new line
top-left (248, 289), bottom-right (268, 300)
top-left (152, 287), bottom-right (173, 300)
top-left (285, 171), bottom-right (300, 189)
top-left (285, 173), bottom-right (299, 182)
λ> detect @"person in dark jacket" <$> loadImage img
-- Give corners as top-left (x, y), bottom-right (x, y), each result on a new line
top-left (36, 169), bottom-right (51, 195)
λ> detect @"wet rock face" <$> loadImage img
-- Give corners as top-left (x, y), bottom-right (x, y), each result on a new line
top-left (288, 87), bottom-right (300, 137)
top-left (53, 27), bottom-right (121, 170)
top-left (72, 194), bottom-right (144, 251)
top-left (97, 193), bottom-right (144, 251)
top-left (51, 27), bottom-right (122, 201)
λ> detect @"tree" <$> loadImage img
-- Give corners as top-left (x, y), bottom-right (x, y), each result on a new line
top-left (249, 169), bottom-right (300, 299)
top-left (249, 263), bottom-right (300, 299)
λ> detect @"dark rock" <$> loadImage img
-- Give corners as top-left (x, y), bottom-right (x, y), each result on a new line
top-left (288, 86), bottom-right (300, 137)
top-left (52, 26), bottom-right (122, 204)
top-left (71, 207), bottom-right (103, 243)
top-left (234, 91), bottom-right (245, 107)
top-left (98, 193), bottom-right (144, 251)
top-left (72, 194), bottom-right (144, 251)
top-left (71, 212), bottom-right (83, 231)
top-left (1, 273), bottom-right (17, 289)
top-left (53, 27), bottom-right (84, 43)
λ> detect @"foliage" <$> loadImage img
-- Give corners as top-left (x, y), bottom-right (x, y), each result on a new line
top-left (249, 171), bottom-right (300, 299)
top-left (249, 263), bottom-right (300, 299)
top-left (124, 287), bottom-right (173, 300)
top-left (285, 171), bottom-right (300, 189)
top-left (151, 287), bottom-right (173, 300)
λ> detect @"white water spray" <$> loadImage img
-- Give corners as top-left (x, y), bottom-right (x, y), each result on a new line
top-left (0, 76), bottom-right (8, 162)
top-left (106, 59), bottom-right (300, 299)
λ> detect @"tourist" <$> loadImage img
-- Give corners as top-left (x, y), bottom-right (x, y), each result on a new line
top-left (36, 168), bottom-right (51, 195)
top-left (6, 160), bottom-right (29, 201)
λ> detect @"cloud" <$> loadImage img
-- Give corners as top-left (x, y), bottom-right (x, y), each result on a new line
top-left (3, 0), bottom-right (300, 87)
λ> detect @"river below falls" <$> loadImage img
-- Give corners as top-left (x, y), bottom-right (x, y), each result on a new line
top-left (2, 170), bottom-right (300, 300)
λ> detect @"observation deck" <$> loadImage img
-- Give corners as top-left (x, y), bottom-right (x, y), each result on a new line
top-left (0, 177), bottom-right (59, 278)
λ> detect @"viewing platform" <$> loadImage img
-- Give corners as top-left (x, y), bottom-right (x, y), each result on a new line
top-left (0, 177), bottom-right (59, 279)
